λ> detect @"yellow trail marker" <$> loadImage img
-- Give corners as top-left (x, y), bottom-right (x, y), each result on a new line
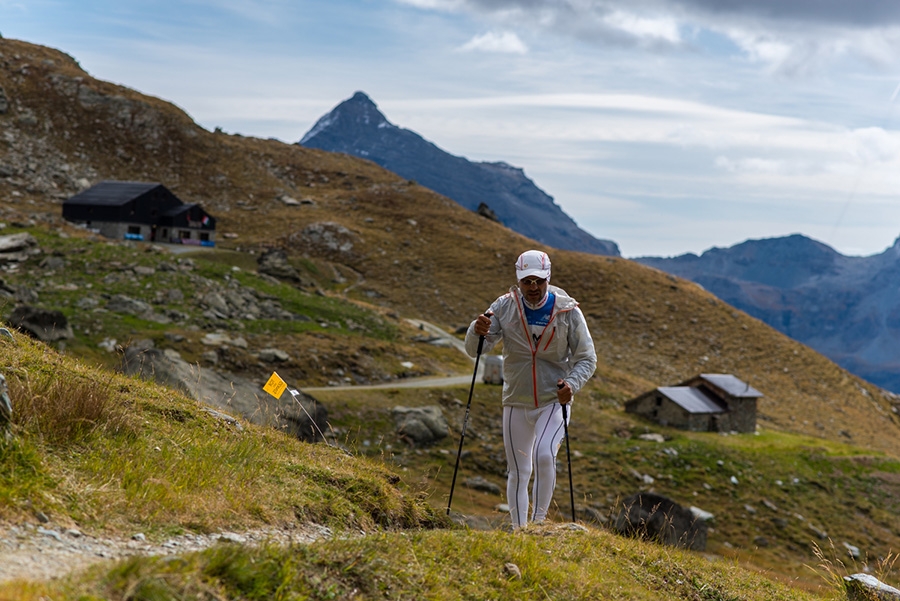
top-left (263, 372), bottom-right (287, 399)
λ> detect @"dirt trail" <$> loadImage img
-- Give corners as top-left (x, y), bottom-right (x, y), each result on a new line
top-left (0, 522), bottom-right (333, 585)
top-left (303, 319), bottom-right (487, 392)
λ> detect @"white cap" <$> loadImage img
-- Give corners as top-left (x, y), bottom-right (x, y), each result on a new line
top-left (515, 250), bottom-right (551, 280)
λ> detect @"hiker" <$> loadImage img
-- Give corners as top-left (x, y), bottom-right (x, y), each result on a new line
top-left (465, 249), bottom-right (597, 528)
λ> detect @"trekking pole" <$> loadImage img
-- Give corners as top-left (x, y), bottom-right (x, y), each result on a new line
top-left (447, 313), bottom-right (490, 516)
top-left (559, 382), bottom-right (576, 523)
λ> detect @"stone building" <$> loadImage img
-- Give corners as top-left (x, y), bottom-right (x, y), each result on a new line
top-left (625, 373), bottom-right (762, 433)
top-left (62, 181), bottom-right (216, 246)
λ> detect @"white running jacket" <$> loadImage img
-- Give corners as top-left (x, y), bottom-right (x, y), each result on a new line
top-left (465, 285), bottom-right (597, 408)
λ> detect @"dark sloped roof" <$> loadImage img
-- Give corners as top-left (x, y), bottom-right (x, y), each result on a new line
top-left (163, 204), bottom-right (194, 217)
top-left (699, 374), bottom-right (763, 398)
top-left (658, 386), bottom-right (727, 414)
top-left (65, 181), bottom-right (161, 206)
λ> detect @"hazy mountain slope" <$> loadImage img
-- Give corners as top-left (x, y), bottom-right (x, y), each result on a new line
top-left (1, 36), bottom-right (900, 461)
top-left (636, 234), bottom-right (900, 392)
top-left (298, 91), bottom-right (620, 257)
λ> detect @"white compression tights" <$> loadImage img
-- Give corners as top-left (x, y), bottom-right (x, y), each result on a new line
top-left (503, 403), bottom-right (570, 528)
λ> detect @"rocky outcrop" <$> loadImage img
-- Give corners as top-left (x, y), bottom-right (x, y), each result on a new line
top-left (613, 492), bottom-right (708, 551)
top-left (120, 341), bottom-right (328, 443)
top-left (285, 222), bottom-right (360, 259)
top-left (0, 233), bottom-right (41, 264)
top-left (392, 405), bottom-right (449, 446)
top-left (844, 574), bottom-right (900, 600)
top-left (257, 248), bottom-right (302, 282)
top-left (7, 306), bottom-right (73, 342)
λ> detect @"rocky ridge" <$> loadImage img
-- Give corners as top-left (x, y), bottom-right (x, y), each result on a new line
top-left (299, 91), bottom-right (620, 257)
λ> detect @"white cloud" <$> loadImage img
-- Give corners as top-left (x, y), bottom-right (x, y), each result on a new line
top-left (459, 30), bottom-right (527, 53)
top-left (603, 9), bottom-right (681, 44)
top-left (715, 157), bottom-right (787, 175)
top-left (395, 0), bottom-right (466, 11)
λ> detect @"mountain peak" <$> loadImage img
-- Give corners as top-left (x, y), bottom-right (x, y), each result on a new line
top-left (298, 93), bottom-right (620, 256)
top-left (300, 91), bottom-right (393, 146)
top-left (349, 90), bottom-right (374, 105)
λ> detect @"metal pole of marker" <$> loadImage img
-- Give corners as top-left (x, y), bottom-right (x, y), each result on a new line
top-left (559, 382), bottom-right (576, 523)
top-left (447, 313), bottom-right (490, 516)
top-left (288, 388), bottom-right (330, 446)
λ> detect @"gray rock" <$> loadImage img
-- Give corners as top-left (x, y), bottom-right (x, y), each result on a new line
top-left (202, 292), bottom-right (230, 315)
top-left (843, 541), bottom-right (861, 559)
top-left (39, 256), bottom-right (66, 271)
top-left (13, 286), bottom-right (38, 304)
top-left (120, 345), bottom-right (327, 443)
top-left (37, 527), bottom-right (61, 542)
top-left (202, 408), bottom-right (244, 432)
top-left (844, 573), bottom-right (900, 601)
top-left (503, 563), bottom-right (522, 579)
top-left (286, 222), bottom-right (359, 257)
top-left (258, 348), bottom-right (290, 363)
top-left (257, 248), bottom-right (301, 282)
top-left (164, 288), bottom-right (184, 303)
top-left (614, 492), bottom-right (708, 551)
top-left (464, 476), bottom-right (502, 495)
top-left (75, 297), bottom-right (99, 310)
top-left (0, 232), bottom-right (40, 262)
top-left (392, 405), bottom-right (449, 446)
top-left (106, 294), bottom-right (153, 316)
top-left (8, 306), bottom-right (73, 342)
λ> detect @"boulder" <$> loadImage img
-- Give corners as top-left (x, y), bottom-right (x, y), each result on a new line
top-left (8, 306), bottom-right (73, 342)
top-left (464, 475), bottom-right (502, 495)
top-left (258, 348), bottom-right (290, 363)
top-left (392, 405), bottom-right (449, 446)
top-left (613, 492), bottom-right (708, 551)
top-left (0, 233), bottom-right (40, 263)
top-left (286, 222), bottom-right (359, 258)
top-left (844, 574), bottom-right (900, 601)
top-left (476, 202), bottom-right (500, 223)
top-left (106, 294), bottom-right (153, 316)
top-left (120, 344), bottom-right (327, 443)
top-left (257, 248), bottom-right (301, 282)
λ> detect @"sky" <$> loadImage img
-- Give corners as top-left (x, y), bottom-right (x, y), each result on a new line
top-left (3, 0), bottom-right (900, 258)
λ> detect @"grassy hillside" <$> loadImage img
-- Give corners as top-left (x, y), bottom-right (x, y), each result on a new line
top-left (1, 36), bottom-right (900, 597)
top-left (0, 331), bottom-right (852, 601)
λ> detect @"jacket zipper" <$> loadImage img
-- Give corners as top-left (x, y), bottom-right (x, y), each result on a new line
top-left (515, 290), bottom-right (565, 407)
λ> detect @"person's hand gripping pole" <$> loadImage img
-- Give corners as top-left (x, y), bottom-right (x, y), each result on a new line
top-left (559, 379), bottom-right (576, 523)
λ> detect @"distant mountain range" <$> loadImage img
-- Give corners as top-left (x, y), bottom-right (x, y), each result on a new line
top-left (299, 92), bottom-right (620, 257)
top-left (637, 234), bottom-right (900, 392)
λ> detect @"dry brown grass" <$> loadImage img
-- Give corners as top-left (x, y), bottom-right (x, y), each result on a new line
top-left (7, 363), bottom-right (131, 445)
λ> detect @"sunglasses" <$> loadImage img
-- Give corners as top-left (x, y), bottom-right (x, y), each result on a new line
top-left (520, 277), bottom-right (547, 287)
